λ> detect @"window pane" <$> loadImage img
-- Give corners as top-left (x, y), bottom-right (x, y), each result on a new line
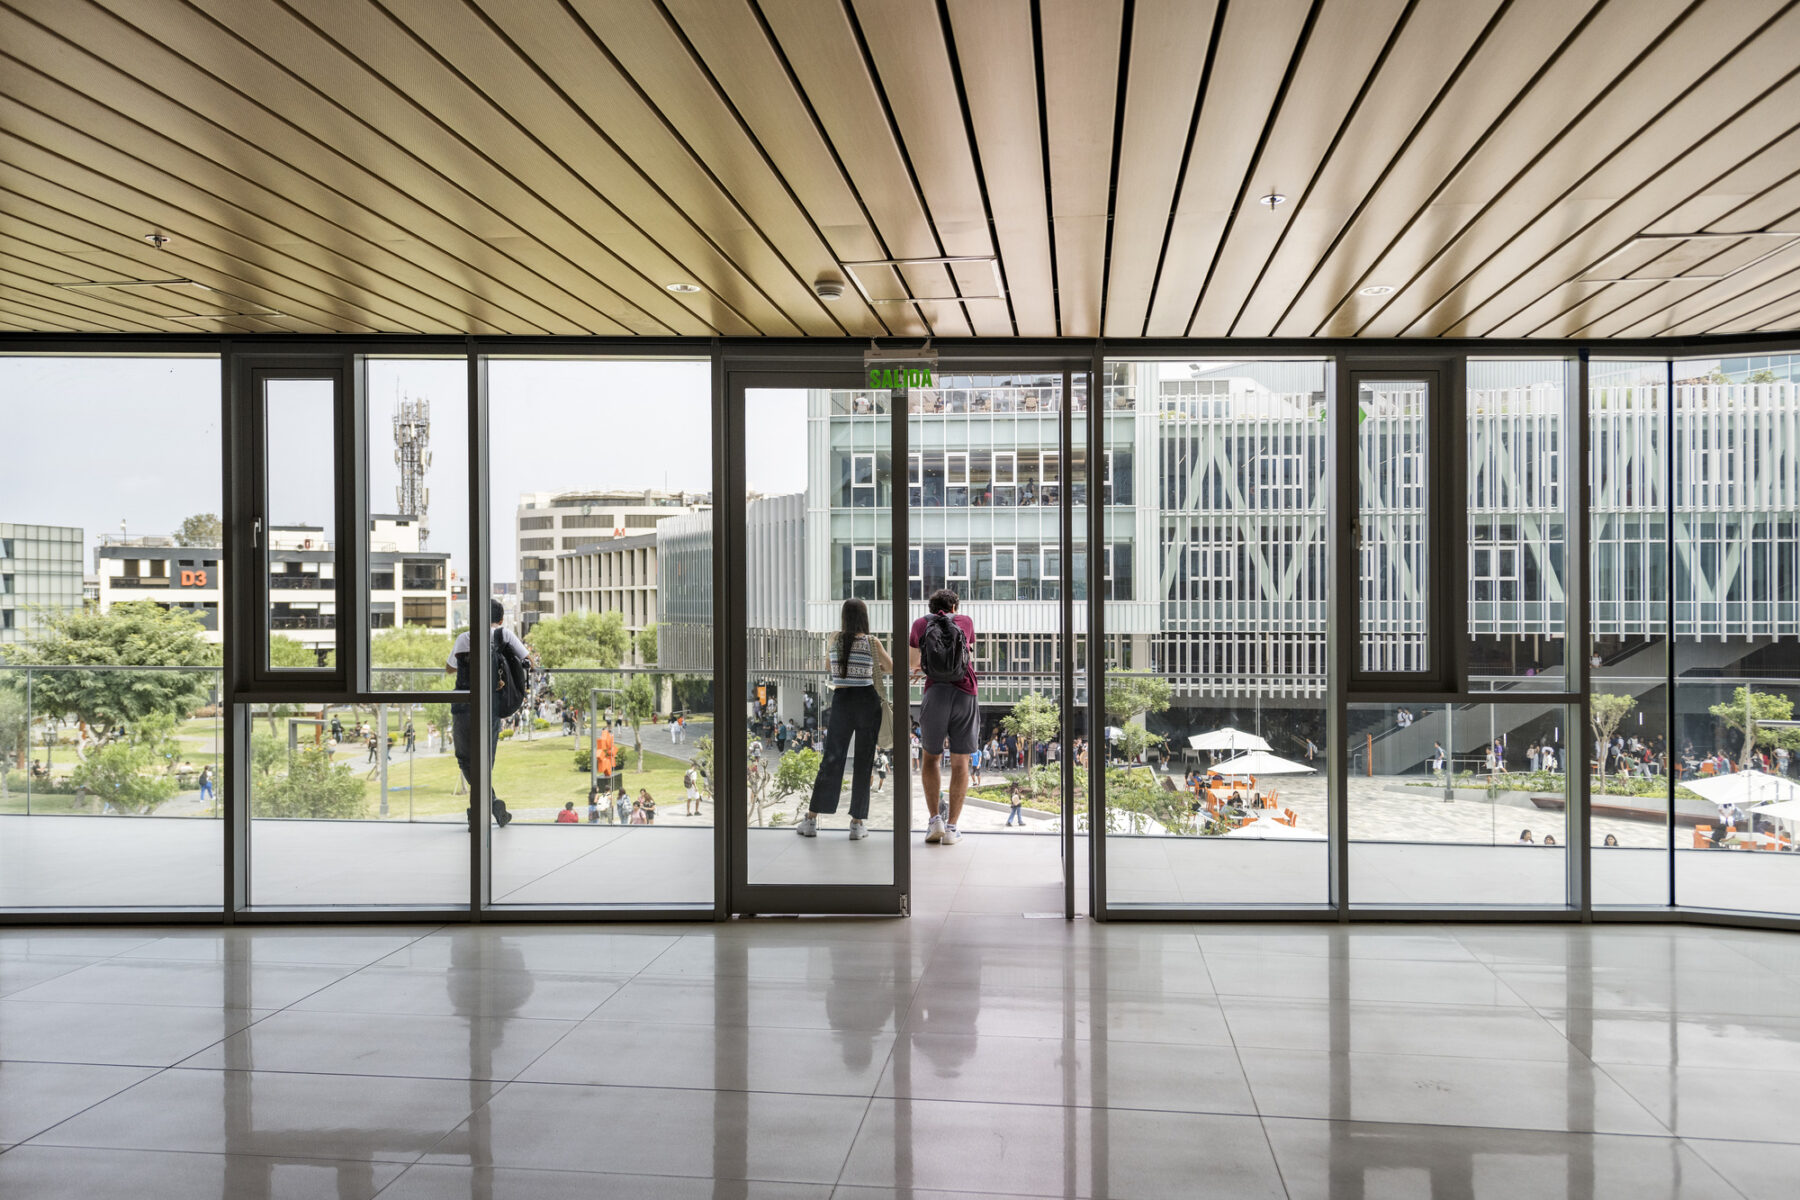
top-left (1590, 360), bottom-right (1671, 906)
top-left (265, 379), bottom-right (337, 670)
top-left (486, 359), bottom-right (714, 908)
top-left (1358, 378), bottom-right (1430, 674)
top-left (0, 356), bottom-right (223, 909)
top-left (1468, 361), bottom-right (1568, 691)
top-left (1100, 360), bottom-right (1330, 908)
top-left (1673, 355), bottom-right (1800, 914)
top-left (366, 358), bottom-right (467, 695)
top-left (1348, 701), bottom-right (1570, 906)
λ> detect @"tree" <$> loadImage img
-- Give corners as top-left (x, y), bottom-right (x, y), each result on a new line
top-left (772, 747), bottom-right (821, 819)
top-left (621, 673), bottom-right (655, 769)
top-left (1709, 686), bottom-right (1800, 768)
top-left (69, 742), bottom-right (179, 813)
top-left (175, 512), bottom-right (222, 547)
top-left (369, 625), bottom-right (453, 692)
top-left (637, 622), bottom-right (658, 666)
top-left (1115, 723), bottom-right (1164, 764)
top-left (1105, 677), bottom-right (1172, 725)
top-left (0, 683), bottom-right (27, 799)
top-left (1002, 694), bottom-right (1060, 775)
top-left (1590, 693), bottom-right (1636, 773)
top-left (252, 743), bottom-right (366, 819)
top-left (527, 611), bottom-right (627, 670)
top-left (2, 602), bottom-right (217, 746)
top-left (267, 635), bottom-right (316, 668)
top-left (1748, 368), bottom-right (1779, 384)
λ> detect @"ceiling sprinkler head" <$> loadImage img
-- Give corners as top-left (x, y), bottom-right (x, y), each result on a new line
top-left (1258, 192), bottom-right (1287, 209)
top-left (144, 231), bottom-right (171, 250)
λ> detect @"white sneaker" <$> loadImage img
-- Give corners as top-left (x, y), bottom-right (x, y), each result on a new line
top-left (848, 820), bottom-right (868, 840)
top-left (797, 814), bottom-right (818, 837)
top-left (926, 815), bottom-right (945, 843)
top-left (940, 824), bottom-right (962, 845)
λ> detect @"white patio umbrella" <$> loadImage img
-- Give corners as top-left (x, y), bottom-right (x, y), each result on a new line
top-left (1224, 816), bottom-right (1323, 839)
top-left (1747, 798), bottom-right (1800, 821)
top-left (1685, 770), bottom-right (1800, 810)
top-left (1188, 727), bottom-right (1273, 753)
top-left (1212, 750), bottom-right (1316, 776)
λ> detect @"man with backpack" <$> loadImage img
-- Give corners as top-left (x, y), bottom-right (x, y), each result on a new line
top-left (447, 598), bottom-right (529, 827)
top-left (910, 588), bottom-right (978, 846)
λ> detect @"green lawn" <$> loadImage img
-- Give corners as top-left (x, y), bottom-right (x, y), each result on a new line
top-left (358, 735), bottom-right (693, 819)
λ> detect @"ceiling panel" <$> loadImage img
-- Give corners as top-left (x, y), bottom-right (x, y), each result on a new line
top-left (1, 0), bottom-right (1796, 340)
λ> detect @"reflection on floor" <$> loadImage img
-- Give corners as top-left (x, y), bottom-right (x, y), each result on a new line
top-left (5, 912), bottom-right (1800, 1197)
top-left (5, 814), bottom-right (1800, 912)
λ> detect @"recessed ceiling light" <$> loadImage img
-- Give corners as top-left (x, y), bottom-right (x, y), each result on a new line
top-left (665, 282), bottom-right (701, 294)
top-left (1258, 192), bottom-right (1287, 208)
top-left (1358, 284), bottom-right (1395, 297)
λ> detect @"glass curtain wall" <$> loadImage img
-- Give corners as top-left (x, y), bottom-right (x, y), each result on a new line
top-left (0, 355), bottom-right (223, 908)
top-left (484, 358), bottom-right (714, 908)
top-left (248, 357), bottom-right (471, 907)
top-left (1100, 360), bottom-right (1330, 908)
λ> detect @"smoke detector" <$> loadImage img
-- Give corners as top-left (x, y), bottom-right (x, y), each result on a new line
top-left (813, 275), bottom-right (845, 300)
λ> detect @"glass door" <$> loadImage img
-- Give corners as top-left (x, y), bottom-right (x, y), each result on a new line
top-left (726, 363), bottom-right (1090, 917)
top-left (727, 371), bottom-right (908, 914)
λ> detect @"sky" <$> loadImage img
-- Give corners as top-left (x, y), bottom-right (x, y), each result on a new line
top-left (0, 356), bottom-right (810, 586)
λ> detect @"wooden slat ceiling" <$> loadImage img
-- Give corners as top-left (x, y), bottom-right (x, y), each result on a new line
top-left (3, 0), bottom-right (1799, 339)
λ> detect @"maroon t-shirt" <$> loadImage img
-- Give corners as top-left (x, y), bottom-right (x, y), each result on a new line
top-left (910, 613), bottom-right (977, 696)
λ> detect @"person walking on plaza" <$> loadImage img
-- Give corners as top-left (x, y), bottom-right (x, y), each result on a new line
top-left (911, 588), bottom-right (978, 846)
top-left (1006, 779), bottom-right (1025, 827)
top-left (197, 764), bottom-right (214, 807)
top-left (448, 598), bottom-right (528, 828)
top-left (683, 764), bottom-right (702, 817)
top-left (799, 597), bottom-right (892, 841)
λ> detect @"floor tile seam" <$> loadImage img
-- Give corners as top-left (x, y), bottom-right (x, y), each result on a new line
top-left (1254, 1110), bottom-right (1721, 1143)
top-left (499, 1000), bottom-right (643, 1087)
top-left (10, 1061), bottom-right (178, 1151)
top-left (1208, 987), bottom-right (1530, 1009)
top-left (1585, 1057), bottom-right (1710, 1137)
top-left (0, 1141), bottom-right (425, 1169)
top-left (1252, 1111), bottom-right (1298, 1200)
top-left (369, 1159), bottom-right (880, 1193)
top-left (855, 1091), bottom-right (1270, 1121)
top-left (514, 1074), bottom-right (888, 1101)
top-left (828, 1094), bottom-right (881, 1191)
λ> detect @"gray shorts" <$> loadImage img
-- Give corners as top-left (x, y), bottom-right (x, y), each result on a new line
top-left (918, 686), bottom-right (980, 756)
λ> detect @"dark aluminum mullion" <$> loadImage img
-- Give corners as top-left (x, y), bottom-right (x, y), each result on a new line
top-left (1329, 357), bottom-right (1351, 918)
top-left (1088, 346), bottom-right (1107, 920)
top-left (468, 341), bottom-right (490, 917)
top-left (220, 337), bottom-right (244, 918)
top-left (346, 355), bottom-right (370, 698)
top-left (710, 342), bottom-right (730, 921)
top-left (723, 369), bottom-right (748, 913)
top-left (893, 370), bottom-right (911, 914)
top-left (1059, 367), bottom-right (1075, 921)
top-left (1665, 356), bottom-right (1678, 909)
top-left (1570, 352), bottom-right (1592, 918)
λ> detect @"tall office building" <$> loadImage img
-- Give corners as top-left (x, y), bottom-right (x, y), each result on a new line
top-left (514, 489), bottom-right (706, 630)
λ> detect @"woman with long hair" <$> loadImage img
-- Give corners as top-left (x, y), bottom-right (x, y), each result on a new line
top-left (799, 597), bottom-right (893, 840)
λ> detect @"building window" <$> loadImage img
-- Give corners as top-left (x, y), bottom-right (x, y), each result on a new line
top-left (945, 451), bottom-right (968, 506)
top-left (626, 514), bottom-right (663, 528)
top-left (560, 514), bottom-right (614, 529)
top-left (520, 515), bottom-right (554, 530)
top-left (520, 537), bottom-right (554, 551)
top-left (852, 453), bottom-right (876, 509)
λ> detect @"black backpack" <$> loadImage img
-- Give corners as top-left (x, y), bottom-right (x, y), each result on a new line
top-left (455, 631), bottom-right (530, 719)
top-left (918, 613), bottom-right (970, 685)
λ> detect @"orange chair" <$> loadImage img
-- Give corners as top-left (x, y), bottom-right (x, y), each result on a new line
top-left (1280, 808), bottom-right (1298, 827)
top-left (1693, 825), bottom-right (1713, 849)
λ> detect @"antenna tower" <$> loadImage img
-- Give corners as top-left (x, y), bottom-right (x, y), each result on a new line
top-left (393, 388), bottom-right (432, 549)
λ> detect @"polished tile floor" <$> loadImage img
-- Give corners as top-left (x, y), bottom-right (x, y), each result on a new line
top-left (5, 913), bottom-right (1800, 1197)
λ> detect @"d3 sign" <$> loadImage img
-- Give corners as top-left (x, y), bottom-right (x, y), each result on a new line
top-left (180, 570), bottom-right (208, 587)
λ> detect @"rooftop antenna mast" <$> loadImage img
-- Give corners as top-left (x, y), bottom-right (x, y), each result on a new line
top-left (393, 385), bottom-right (432, 550)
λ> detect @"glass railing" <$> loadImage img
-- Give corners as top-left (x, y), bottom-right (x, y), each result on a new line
top-left (0, 665), bottom-right (224, 819)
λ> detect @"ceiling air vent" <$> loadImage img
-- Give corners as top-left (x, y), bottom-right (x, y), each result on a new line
top-left (1579, 231), bottom-right (1799, 283)
top-left (841, 256), bottom-right (1006, 310)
